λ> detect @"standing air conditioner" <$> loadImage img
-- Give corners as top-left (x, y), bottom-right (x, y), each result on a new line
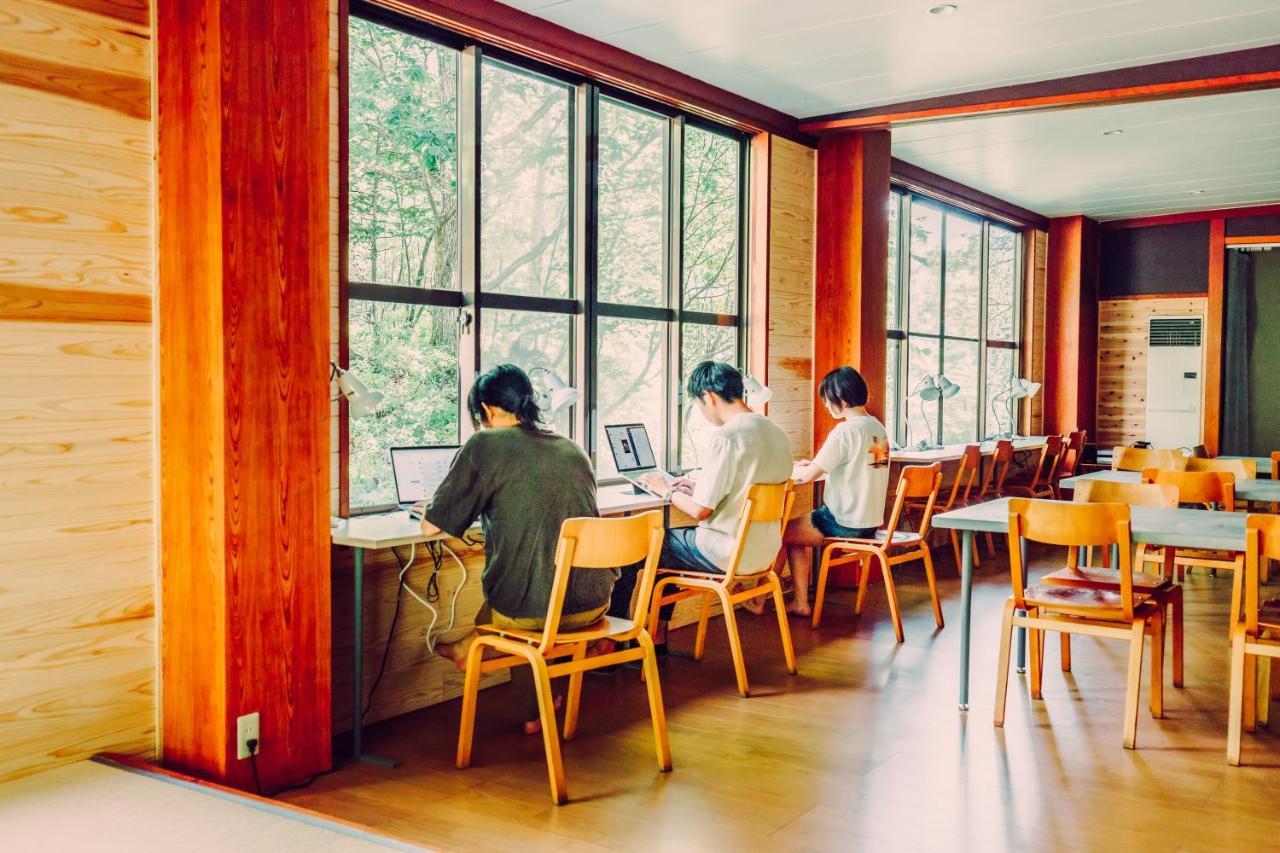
top-left (1145, 315), bottom-right (1203, 449)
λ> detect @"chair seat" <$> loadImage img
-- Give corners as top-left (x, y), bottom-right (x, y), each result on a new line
top-left (478, 615), bottom-right (636, 645)
top-left (875, 529), bottom-right (922, 546)
top-left (1024, 583), bottom-right (1153, 618)
top-left (1041, 566), bottom-right (1171, 593)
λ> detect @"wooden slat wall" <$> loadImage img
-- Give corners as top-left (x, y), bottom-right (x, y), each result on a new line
top-left (1022, 229), bottom-right (1048, 435)
top-left (1096, 295), bottom-right (1207, 447)
top-left (0, 0), bottom-right (155, 783)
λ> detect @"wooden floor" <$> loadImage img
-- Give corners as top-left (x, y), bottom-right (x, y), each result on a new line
top-left (283, 551), bottom-right (1280, 852)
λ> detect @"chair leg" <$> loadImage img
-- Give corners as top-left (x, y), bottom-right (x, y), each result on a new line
top-left (455, 639), bottom-right (486, 769)
top-left (563, 642), bottom-right (587, 741)
top-left (921, 546), bottom-right (944, 629)
top-left (528, 653), bottom-right (568, 805)
top-left (1149, 609), bottom-right (1164, 719)
top-left (972, 534), bottom-right (982, 568)
top-left (1060, 632), bottom-right (1072, 673)
top-left (1172, 587), bottom-right (1185, 688)
top-left (768, 572), bottom-right (798, 675)
top-left (1228, 626), bottom-right (1247, 766)
top-left (1244, 649), bottom-right (1258, 734)
top-left (950, 530), bottom-right (962, 574)
top-left (719, 588), bottom-right (751, 697)
top-left (1123, 618), bottom-right (1147, 750)
top-left (1258, 653), bottom-right (1272, 728)
top-left (1230, 563), bottom-right (1244, 634)
top-left (1029, 626), bottom-right (1043, 700)
top-left (812, 546), bottom-right (834, 629)
top-left (693, 592), bottom-right (712, 661)
top-left (994, 600), bottom-right (1016, 728)
top-left (853, 554), bottom-right (871, 616)
top-left (635, 630), bottom-right (672, 772)
top-left (879, 553), bottom-right (905, 644)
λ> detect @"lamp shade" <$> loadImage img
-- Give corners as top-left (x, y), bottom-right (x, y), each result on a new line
top-left (333, 364), bottom-right (384, 419)
top-left (936, 374), bottom-right (961, 399)
top-left (538, 369), bottom-right (579, 414)
top-left (744, 374), bottom-right (773, 406)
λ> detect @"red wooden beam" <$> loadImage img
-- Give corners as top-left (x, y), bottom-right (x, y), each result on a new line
top-left (1102, 203), bottom-right (1280, 230)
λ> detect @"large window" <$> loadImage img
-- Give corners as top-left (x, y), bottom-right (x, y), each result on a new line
top-left (886, 189), bottom-right (1022, 447)
top-left (344, 10), bottom-right (747, 510)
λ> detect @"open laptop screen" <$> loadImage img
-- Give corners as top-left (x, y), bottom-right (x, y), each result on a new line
top-left (390, 446), bottom-right (459, 504)
top-left (604, 424), bottom-right (657, 474)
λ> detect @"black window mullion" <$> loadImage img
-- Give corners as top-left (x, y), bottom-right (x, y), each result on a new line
top-left (348, 282), bottom-right (465, 308)
top-left (667, 116), bottom-right (685, 472)
top-left (458, 43), bottom-right (482, 441)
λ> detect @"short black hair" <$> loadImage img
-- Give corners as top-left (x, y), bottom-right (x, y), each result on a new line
top-left (686, 360), bottom-right (744, 404)
top-left (819, 366), bottom-right (869, 409)
top-left (467, 364), bottom-right (543, 429)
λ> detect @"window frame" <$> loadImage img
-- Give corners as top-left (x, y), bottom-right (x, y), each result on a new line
top-left (341, 3), bottom-right (749, 514)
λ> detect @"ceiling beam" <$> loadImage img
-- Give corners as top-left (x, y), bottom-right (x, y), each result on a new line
top-left (800, 44), bottom-right (1280, 134)
top-left (1102, 203), bottom-right (1280, 230)
top-left (891, 158), bottom-right (1049, 230)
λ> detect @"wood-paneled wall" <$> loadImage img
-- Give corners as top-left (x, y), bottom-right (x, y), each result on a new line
top-left (1096, 295), bottom-right (1208, 447)
top-left (1022, 228), bottom-right (1048, 436)
top-left (0, 0), bottom-right (155, 783)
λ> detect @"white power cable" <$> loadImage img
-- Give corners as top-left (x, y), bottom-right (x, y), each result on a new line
top-left (396, 539), bottom-right (468, 654)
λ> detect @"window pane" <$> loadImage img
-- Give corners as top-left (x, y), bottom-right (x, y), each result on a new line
top-left (985, 347), bottom-right (1016, 437)
top-left (480, 62), bottom-right (571, 298)
top-left (596, 318), bottom-right (666, 477)
top-left (682, 126), bottom-right (740, 315)
top-left (885, 337), bottom-right (900, 443)
top-left (908, 201), bottom-right (943, 335)
top-left (480, 308), bottom-right (574, 434)
top-left (681, 322), bottom-right (737, 468)
top-left (348, 19), bottom-right (458, 290)
top-left (987, 226), bottom-right (1018, 341)
top-left (598, 99), bottom-right (667, 307)
top-left (943, 214), bottom-right (981, 338)
top-left (940, 340), bottom-right (979, 444)
top-left (886, 192), bottom-right (900, 329)
top-left (905, 336), bottom-right (940, 448)
top-left (349, 300), bottom-right (460, 507)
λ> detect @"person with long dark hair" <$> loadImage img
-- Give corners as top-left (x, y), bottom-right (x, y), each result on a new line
top-left (416, 364), bottom-right (613, 734)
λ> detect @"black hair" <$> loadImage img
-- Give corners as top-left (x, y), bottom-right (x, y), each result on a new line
top-left (686, 360), bottom-right (744, 404)
top-left (467, 364), bottom-right (543, 430)
top-left (819, 366), bottom-right (869, 409)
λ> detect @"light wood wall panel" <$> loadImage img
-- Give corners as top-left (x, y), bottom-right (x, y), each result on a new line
top-left (1096, 295), bottom-right (1207, 447)
top-left (0, 0), bottom-right (154, 783)
top-left (1022, 228), bottom-right (1048, 436)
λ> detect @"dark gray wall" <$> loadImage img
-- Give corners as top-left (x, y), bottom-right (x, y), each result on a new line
top-left (1247, 249), bottom-right (1280, 456)
top-left (1227, 214), bottom-right (1280, 238)
top-left (1099, 221), bottom-right (1210, 297)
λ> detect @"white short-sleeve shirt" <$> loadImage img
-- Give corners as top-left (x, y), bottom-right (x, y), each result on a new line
top-left (812, 415), bottom-right (891, 530)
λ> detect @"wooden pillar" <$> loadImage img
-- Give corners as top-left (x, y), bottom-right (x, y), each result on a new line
top-left (1204, 218), bottom-right (1225, 455)
top-left (1043, 215), bottom-right (1100, 438)
top-left (814, 130), bottom-right (890, 450)
top-left (156, 0), bottom-right (331, 790)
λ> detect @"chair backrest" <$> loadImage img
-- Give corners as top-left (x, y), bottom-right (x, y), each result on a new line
top-left (1113, 446), bottom-right (1187, 472)
top-left (1188, 444), bottom-right (1210, 458)
top-left (1058, 429), bottom-right (1086, 478)
top-left (722, 481), bottom-right (795, 584)
top-left (1027, 434), bottom-right (1065, 489)
top-left (1244, 514), bottom-right (1280, 636)
top-left (1073, 479), bottom-right (1178, 508)
top-left (1272, 451), bottom-right (1279, 481)
top-left (883, 463), bottom-right (944, 541)
top-left (1186, 457), bottom-right (1256, 479)
top-left (540, 510), bottom-right (665, 649)
top-left (1007, 498), bottom-right (1138, 619)
top-left (943, 444), bottom-right (982, 509)
top-left (1140, 467), bottom-right (1235, 511)
top-left (979, 439), bottom-right (1014, 496)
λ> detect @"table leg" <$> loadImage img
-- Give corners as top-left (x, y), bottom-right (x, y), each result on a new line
top-left (351, 546), bottom-right (398, 767)
top-left (959, 530), bottom-right (974, 711)
top-left (1017, 538), bottom-right (1028, 674)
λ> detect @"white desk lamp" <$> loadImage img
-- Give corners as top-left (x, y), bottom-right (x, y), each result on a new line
top-left (331, 361), bottom-right (384, 419)
top-left (908, 373), bottom-right (959, 450)
top-left (743, 374), bottom-right (773, 408)
top-left (530, 367), bottom-right (579, 415)
top-left (1005, 377), bottom-right (1041, 439)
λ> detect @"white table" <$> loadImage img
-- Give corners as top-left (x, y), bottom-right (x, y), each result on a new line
top-left (1059, 469), bottom-right (1280, 504)
top-left (891, 436), bottom-right (1047, 465)
top-left (1221, 455), bottom-right (1274, 477)
top-left (331, 483), bottom-right (669, 764)
top-left (932, 497), bottom-right (1247, 710)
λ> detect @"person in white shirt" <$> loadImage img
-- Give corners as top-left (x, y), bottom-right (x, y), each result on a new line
top-left (609, 361), bottom-right (793, 650)
top-left (783, 366), bottom-right (890, 617)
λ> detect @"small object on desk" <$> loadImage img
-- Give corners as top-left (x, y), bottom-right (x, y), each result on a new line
top-left (408, 503), bottom-right (425, 521)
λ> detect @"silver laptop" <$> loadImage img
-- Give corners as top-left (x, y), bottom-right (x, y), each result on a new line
top-left (390, 445), bottom-right (459, 517)
top-left (604, 423), bottom-right (675, 497)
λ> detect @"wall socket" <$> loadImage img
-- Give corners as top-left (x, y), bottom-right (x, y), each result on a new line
top-left (236, 712), bottom-right (260, 760)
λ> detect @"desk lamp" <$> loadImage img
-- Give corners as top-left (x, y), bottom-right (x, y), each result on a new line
top-left (1005, 377), bottom-right (1041, 439)
top-left (330, 361), bottom-right (384, 418)
top-left (743, 374), bottom-right (773, 408)
top-left (530, 367), bottom-right (579, 414)
top-left (908, 373), bottom-right (959, 450)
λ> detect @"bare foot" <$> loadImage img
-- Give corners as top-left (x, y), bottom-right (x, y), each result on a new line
top-left (785, 603), bottom-right (811, 618)
top-left (741, 597), bottom-right (767, 615)
top-left (523, 694), bottom-right (564, 735)
top-left (434, 638), bottom-right (470, 672)
top-left (586, 639), bottom-right (616, 658)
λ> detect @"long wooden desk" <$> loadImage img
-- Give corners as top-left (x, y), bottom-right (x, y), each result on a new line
top-left (891, 436), bottom-right (1046, 465)
top-left (932, 497), bottom-right (1248, 711)
top-left (331, 483), bottom-right (668, 764)
top-left (1059, 469), bottom-right (1280, 504)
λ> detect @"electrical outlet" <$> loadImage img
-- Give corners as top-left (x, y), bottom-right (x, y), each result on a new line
top-left (236, 712), bottom-right (260, 760)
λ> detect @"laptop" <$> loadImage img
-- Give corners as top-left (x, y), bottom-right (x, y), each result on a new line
top-left (390, 445), bottom-right (459, 518)
top-left (604, 423), bottom-right (676, 497)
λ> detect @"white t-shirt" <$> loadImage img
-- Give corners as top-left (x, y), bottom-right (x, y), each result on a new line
top-left (691, 412), bottom-right (794, 574)
top-left (813, 415), bottom-right (891, 530)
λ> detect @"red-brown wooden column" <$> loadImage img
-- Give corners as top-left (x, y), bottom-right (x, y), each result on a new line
top-left (1043, 215), bottom-right (1101, 438)
top-left (814, 131), bottom-right (891, 450)
top-left (156, 0), bottom-right (331, 791)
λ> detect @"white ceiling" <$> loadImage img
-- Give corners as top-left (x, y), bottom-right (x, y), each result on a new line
top-left (892, 88), bottom-right (1280, 220)
top-left (505, 0), bottom-right (1280, 117)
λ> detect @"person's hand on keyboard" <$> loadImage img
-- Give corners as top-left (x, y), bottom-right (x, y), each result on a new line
top-left (639, 472), bottom-right (673, 498)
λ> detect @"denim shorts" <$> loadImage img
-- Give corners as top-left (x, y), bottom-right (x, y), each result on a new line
top-left (812, 505), bottom-right (877, 540)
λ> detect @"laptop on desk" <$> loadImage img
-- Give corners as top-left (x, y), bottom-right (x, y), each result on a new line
top-left (604, 423), bottom-right (676, 498)
top-left (390, 445), bottom-right (459, 518)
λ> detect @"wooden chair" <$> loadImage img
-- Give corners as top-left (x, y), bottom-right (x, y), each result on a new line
top-left (1113, 446), bottom-right (1187, 472)
top-left (1058, 429), bottom-right (1087, 480)
top-left (1186, 457), bottom-right (1256, 479)
top-left (648, 482), bottom-right (797, 698)
top-left (811, 463), bottom-right (945, 642)
top-left (1003, 434), bottom-right (1065, 499)
top-left (1138, 467), bottom-right (1244, 623)
top-left (1042, 481), bottom-right (1184, 689)
top-left (941, 445), bottom-right (983, 571)
top-left (997, 500), bottom-right (1165, 749)
top-left (1228, 514), bottom-right (1280, 765)
top-left (975, 439), bottom-right (1015, 553)
top-left (456, 510), bottom-right (670, 805)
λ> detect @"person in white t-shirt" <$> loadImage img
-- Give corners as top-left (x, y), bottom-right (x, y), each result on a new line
top-left (782, 366), bottom-right (890, 617)
top-left (608, 361), bottom-right (793, 650)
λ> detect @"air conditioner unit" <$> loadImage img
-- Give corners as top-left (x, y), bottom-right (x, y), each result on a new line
top-left (1145, 315), bottom-right (1203, 449)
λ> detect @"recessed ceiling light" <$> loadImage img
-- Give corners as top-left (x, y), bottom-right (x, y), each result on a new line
top-left (1102, 129), bottom-right (1125, 136)
top-left (1188, 189), bottom-right (1206, 196)
top-left (929, 4), bottom-right (959, 14)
